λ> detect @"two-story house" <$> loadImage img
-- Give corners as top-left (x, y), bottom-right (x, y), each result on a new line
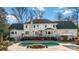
top-left (9, 19), bottom-right (77, 40)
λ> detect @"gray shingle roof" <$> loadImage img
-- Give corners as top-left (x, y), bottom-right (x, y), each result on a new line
top-left (9, 19), bottom-right (77, 30)
top-left (9, 23), bottom-right (23, 30)
top-left (26, 19), bottom-right (54, 24)
top-left (56, 21), bottom-right (77, 29)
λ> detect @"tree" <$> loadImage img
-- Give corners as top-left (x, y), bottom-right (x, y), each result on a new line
top-left (56, 12), bottom-right (63, 21)
top-left (11, 7), bottom-right (28, 23)
top-left (64, 16), bottom-right (71, 21)
top-left (11, 7), bottom-right (45, 23)
top-left (73, 7), bottom-right (79, 28)
top-left (0, 7), bottom-right (8, 42)
top-left (64, 7), bottom-right (79, 28)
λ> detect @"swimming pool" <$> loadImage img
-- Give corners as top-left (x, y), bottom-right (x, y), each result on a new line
top-left (19, 42), bottom-right (59, 47)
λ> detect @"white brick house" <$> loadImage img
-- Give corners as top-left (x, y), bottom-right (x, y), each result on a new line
top-left (9, 19), bottom-right (77, 40)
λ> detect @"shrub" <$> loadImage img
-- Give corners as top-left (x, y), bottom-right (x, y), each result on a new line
top-left (0, 45), bottom-right (7, 51)
top-left (20, 37), bottom-right (28, 41)
top-left (9, 38), bottom-right (15, 42)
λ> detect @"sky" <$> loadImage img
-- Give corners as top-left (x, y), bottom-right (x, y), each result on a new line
top-left (4, 7), bottom-right (79, 24)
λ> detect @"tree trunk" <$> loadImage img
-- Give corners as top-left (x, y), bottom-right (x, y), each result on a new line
top-left (0, 33), bottom-right (3, 43)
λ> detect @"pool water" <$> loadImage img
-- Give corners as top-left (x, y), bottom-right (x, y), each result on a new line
top-left (19, 42), bottom-right (59, 47)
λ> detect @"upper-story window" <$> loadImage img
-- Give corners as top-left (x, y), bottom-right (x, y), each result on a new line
top-left (33, 25), bottom-right (35, 28)
top-left (15, 32), bottom-right (17, 34)
top-left (53, 25), bottom-right (55, 28)
top-left (11, 32), bottom-right (14, 34)
top-left (45, 25), bottom-right (47, 28)
top-left (26, 25), bottom-right (27, 28)
top-left (37, 25), bottom-right (39, 28)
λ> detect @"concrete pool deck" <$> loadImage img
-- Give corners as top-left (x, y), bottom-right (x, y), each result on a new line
top-left (8, 42), bottom-right (74, 51)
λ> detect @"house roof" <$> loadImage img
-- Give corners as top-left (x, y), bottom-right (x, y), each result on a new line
top-left (9, 23), bottom-right (23, 30)
top-left (56, 21), bottom-right (77, 29)
top-left (25, 19), bottom-right (54, 24)
top-left (9, 19), bottom-right (77, 30)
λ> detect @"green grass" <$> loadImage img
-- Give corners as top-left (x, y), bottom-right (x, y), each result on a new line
top-left (19, 42), bottom-right (59, 47)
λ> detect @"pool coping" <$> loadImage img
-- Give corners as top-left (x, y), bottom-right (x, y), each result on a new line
top-left (8, 42), bottom-right (74, 51)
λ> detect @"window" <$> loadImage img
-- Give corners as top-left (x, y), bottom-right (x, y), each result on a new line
top-left (45, 25), bottom-right (47, 28)
top-left (25, 31), bottom-right (29, 34)
top-left (48, 31), bottom-right (50, 34)
top-left (15, 32), bottom-right (17, 34)
top-left (26, 25), bottom-right (27, 28)
top-left (53, 25), bottom-right (55, 27)
top-left (11, 31), bottom-right (17, 34)
top-left (22, 33), bottom-right (24, 36)
top-left (54, 31), bottom-right (55, 33)
top-left (33, 25), bottom-right (35, 28)
top-left (45, 31), bottom-right (47, 34)
top-left (40, 30), bottom-right (42, 33)
top-left (11, 32), bottom-right (14, 34)
top-left (37, 25), bottom-right (39, 27)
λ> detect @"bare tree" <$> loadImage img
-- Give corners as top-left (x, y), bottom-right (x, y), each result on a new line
top-left (11, 7), bottom-right (28, 23)
top-left (0, 7), bottom-right (7, 23)
top-left (65, 7), bottom-right (79, 28)
top-left (56, 12), bottom-right (63, 21)
top-left (64, 16), bottom-right (71, 21)
top-left (32, 7), bottom-right (45, 19)
top-left (73, 7), bottom-right (79, 28)
top-left (11, 7), bottom-right (45, 23)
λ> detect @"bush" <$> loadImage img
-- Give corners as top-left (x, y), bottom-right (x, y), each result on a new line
top-left (3, 41), bottom-right (10, 46)
top-left (20, 37), bottom-right (28, 41)
top-left (0, 45), bottom-right (7, 51)
top-left (8, 37), bottom-right (15, 42)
